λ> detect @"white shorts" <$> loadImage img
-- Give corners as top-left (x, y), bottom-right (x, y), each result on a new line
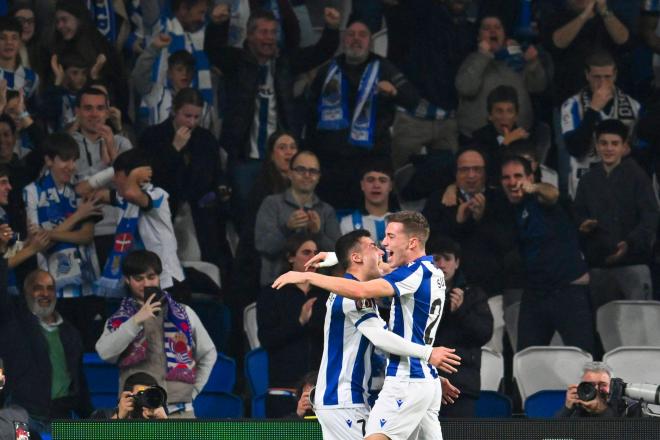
top-left (316, 406), bottom-right (370, 440)
top-left (365, 378), bottom-right (443, 440)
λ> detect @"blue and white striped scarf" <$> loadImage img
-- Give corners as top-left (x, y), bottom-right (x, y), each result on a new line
top-left (87, 0), bottom-right (118, 43)
top-left (96, 195), bottom-right (141, 297)
top-left (151, 16), bottom-right (213, 105)
top-left (318, 59), bottom-right (380, 148)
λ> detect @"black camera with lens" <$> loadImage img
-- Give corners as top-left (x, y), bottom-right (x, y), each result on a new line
top-left (577, 381), bottom-right (598, 401)
top-left (131, 386), bottom-right (167, 418)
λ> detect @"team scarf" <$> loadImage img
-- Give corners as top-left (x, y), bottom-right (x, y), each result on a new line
top-left (107, 293), bottom-right (196, 384)
top-left (494, 46), bottom-right (525, 73)
top-left (96, 198), bottom-right (141, 297)
top-left (404, 98), bottom-right (448, 121)
top-left (318, 59), bottom-right (380, 148)
top-left (125, 0), bottom-right (145, 53)
top-left (33, 171), bottom-right (97, 296)
top-left (151, 16), bottom-right (213, 105)
top-left (87, 0), bottom-right (118, 43)
top-left (577, 87), bottom-right (638, 126)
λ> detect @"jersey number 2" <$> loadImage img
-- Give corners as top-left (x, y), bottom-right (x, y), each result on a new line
top-left (424, 298), bottom-right (443, 345)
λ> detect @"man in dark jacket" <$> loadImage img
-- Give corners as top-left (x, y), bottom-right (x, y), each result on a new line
top-left (204, 7), bottom-right (341, 222)
top-left (430, 237), bottom-right (493, 418)
top-left (574, 119), bottom-right (659, 310)
top-left (0, 260), bottom-right (93, 433)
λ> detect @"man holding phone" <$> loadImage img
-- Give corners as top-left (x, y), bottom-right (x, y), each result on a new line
top-left (96, 250), bottom-right (217, 418)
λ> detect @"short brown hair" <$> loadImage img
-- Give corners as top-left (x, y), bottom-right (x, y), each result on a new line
top-left (385, 211), bottom-right (430, 246)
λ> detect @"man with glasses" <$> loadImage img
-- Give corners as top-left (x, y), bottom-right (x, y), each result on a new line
top-left (255, 150), bottom-right (341, 286)
top-left (423, 148), bottom-right (516, 297)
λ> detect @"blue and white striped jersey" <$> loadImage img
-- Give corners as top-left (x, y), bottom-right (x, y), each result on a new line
top-left (0, 65), bottom-right (38, 98)
top-left (315, 273), bottom-right (381, 409)
top-left (382, 256), bottom-right (446, 381)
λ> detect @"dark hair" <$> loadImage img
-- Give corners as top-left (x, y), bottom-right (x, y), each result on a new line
top-left (76, 86), bottom-right (108, 108)
top-left (0, 164), bottom-right (10, 179)
top-left (283, 233), bottom-right (318, 271)
top-left (168, 50), bottom-right (196, 71)
top-left (59, 51), bottom-right (90, 70)
top-left (44, 132), bottom-right (80, 161)
top-left (486, 85), bottom-right (519, 113)
top-left (289, 150), bottom-right (319, 170)
top-left (172, 87), bottom-right (204, 113)
top-left (501, 155), bottom-right (533, 176)
top-left (121, 250), bottom-right (163, 277)
top-left (113, 149), bottom-right (151, 175)
top-left (172, 0), bottom-right (209, 12)
top-left (594, 119), bottom-right (628, 142)
top-left (0, 114), bottom-right (17, 135)
top-left (585, 51), bottom-right (616, 71)
top-left (427, 236), bottom-right (462, 260)
top-left (360, 159), bottom-right (393, 180)
top-left (0, 16), bottom-right (23, 35)
top-left (507, 139), bottom-right (537, 162)
top-left (385, 211), bottom-right (430, 246)
top-left (336, 229), bottom-right (371, 271)
top-left (123, 372), bottom-right (160, 392)
top-left (258, 130), bottom-right (298, 193)
top-left (247, 9), bottom-right (278, 35)
top-left (479, 14), bottom-right (506, 34)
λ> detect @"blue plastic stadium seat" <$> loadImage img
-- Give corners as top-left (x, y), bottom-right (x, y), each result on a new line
top-left (245, 348), bottom-right (268, 418)
top-left (83, 353), bottom-right (119, 394)
top-left (524, 390), bottom-right (566, 418)
top-left (475, 391), bottom-right (513, 418)
top-left (91, 392), bottom-right (120, 410)
top-left (194, 392), bottom-right (243, 418)
top-left (204, 353), bottom-right (236, 393)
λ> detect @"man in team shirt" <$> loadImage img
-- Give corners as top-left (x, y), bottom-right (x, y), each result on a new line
top-left (313, 229), bottom-right (460, 439)
top-left (274, 211), bottom-right (450, 439)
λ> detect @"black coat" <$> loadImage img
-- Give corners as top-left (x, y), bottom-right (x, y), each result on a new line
top-left (138, 117), bottom-right (222, 217)
top-left (434, 280), bottom-right (493, 399)
top-left (205, 22), bottom-right (339, 161)
top-left (0, 259), bottom-right (93, 420)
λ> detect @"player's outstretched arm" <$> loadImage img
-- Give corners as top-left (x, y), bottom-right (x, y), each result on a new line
top-left (357, 318), bottom-right (461, 374)
top-left (272, 271), bottom-right (394, 299)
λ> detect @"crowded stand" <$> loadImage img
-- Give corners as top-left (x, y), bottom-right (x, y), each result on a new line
top-left (0, 0), bottom-right (659, 438)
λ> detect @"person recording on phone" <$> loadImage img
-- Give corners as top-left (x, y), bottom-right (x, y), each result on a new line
top-left (556, 361), bottom-right (640, 418)
top-left (96, 250), bottom-right (217, 418)
top-left (113, 373), bottom-right (168, 420)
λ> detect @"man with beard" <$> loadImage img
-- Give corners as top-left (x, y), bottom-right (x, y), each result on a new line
top-left (307, 19), bottom-right (421, 210)
top-left (0, 264), bottom-right (93, 434)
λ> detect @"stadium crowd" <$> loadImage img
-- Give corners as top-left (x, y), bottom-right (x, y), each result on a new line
top-left (0, 0), bottom-right (659, 437)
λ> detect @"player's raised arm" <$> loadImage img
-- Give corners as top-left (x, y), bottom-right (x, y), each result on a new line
top-left (272, 271), bottom-right (394, 299)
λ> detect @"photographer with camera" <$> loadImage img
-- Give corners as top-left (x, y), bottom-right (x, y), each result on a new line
top-left (557, 361), bottom-right (641, 418)
top-left (113, 373), bottom-right (167, 420)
